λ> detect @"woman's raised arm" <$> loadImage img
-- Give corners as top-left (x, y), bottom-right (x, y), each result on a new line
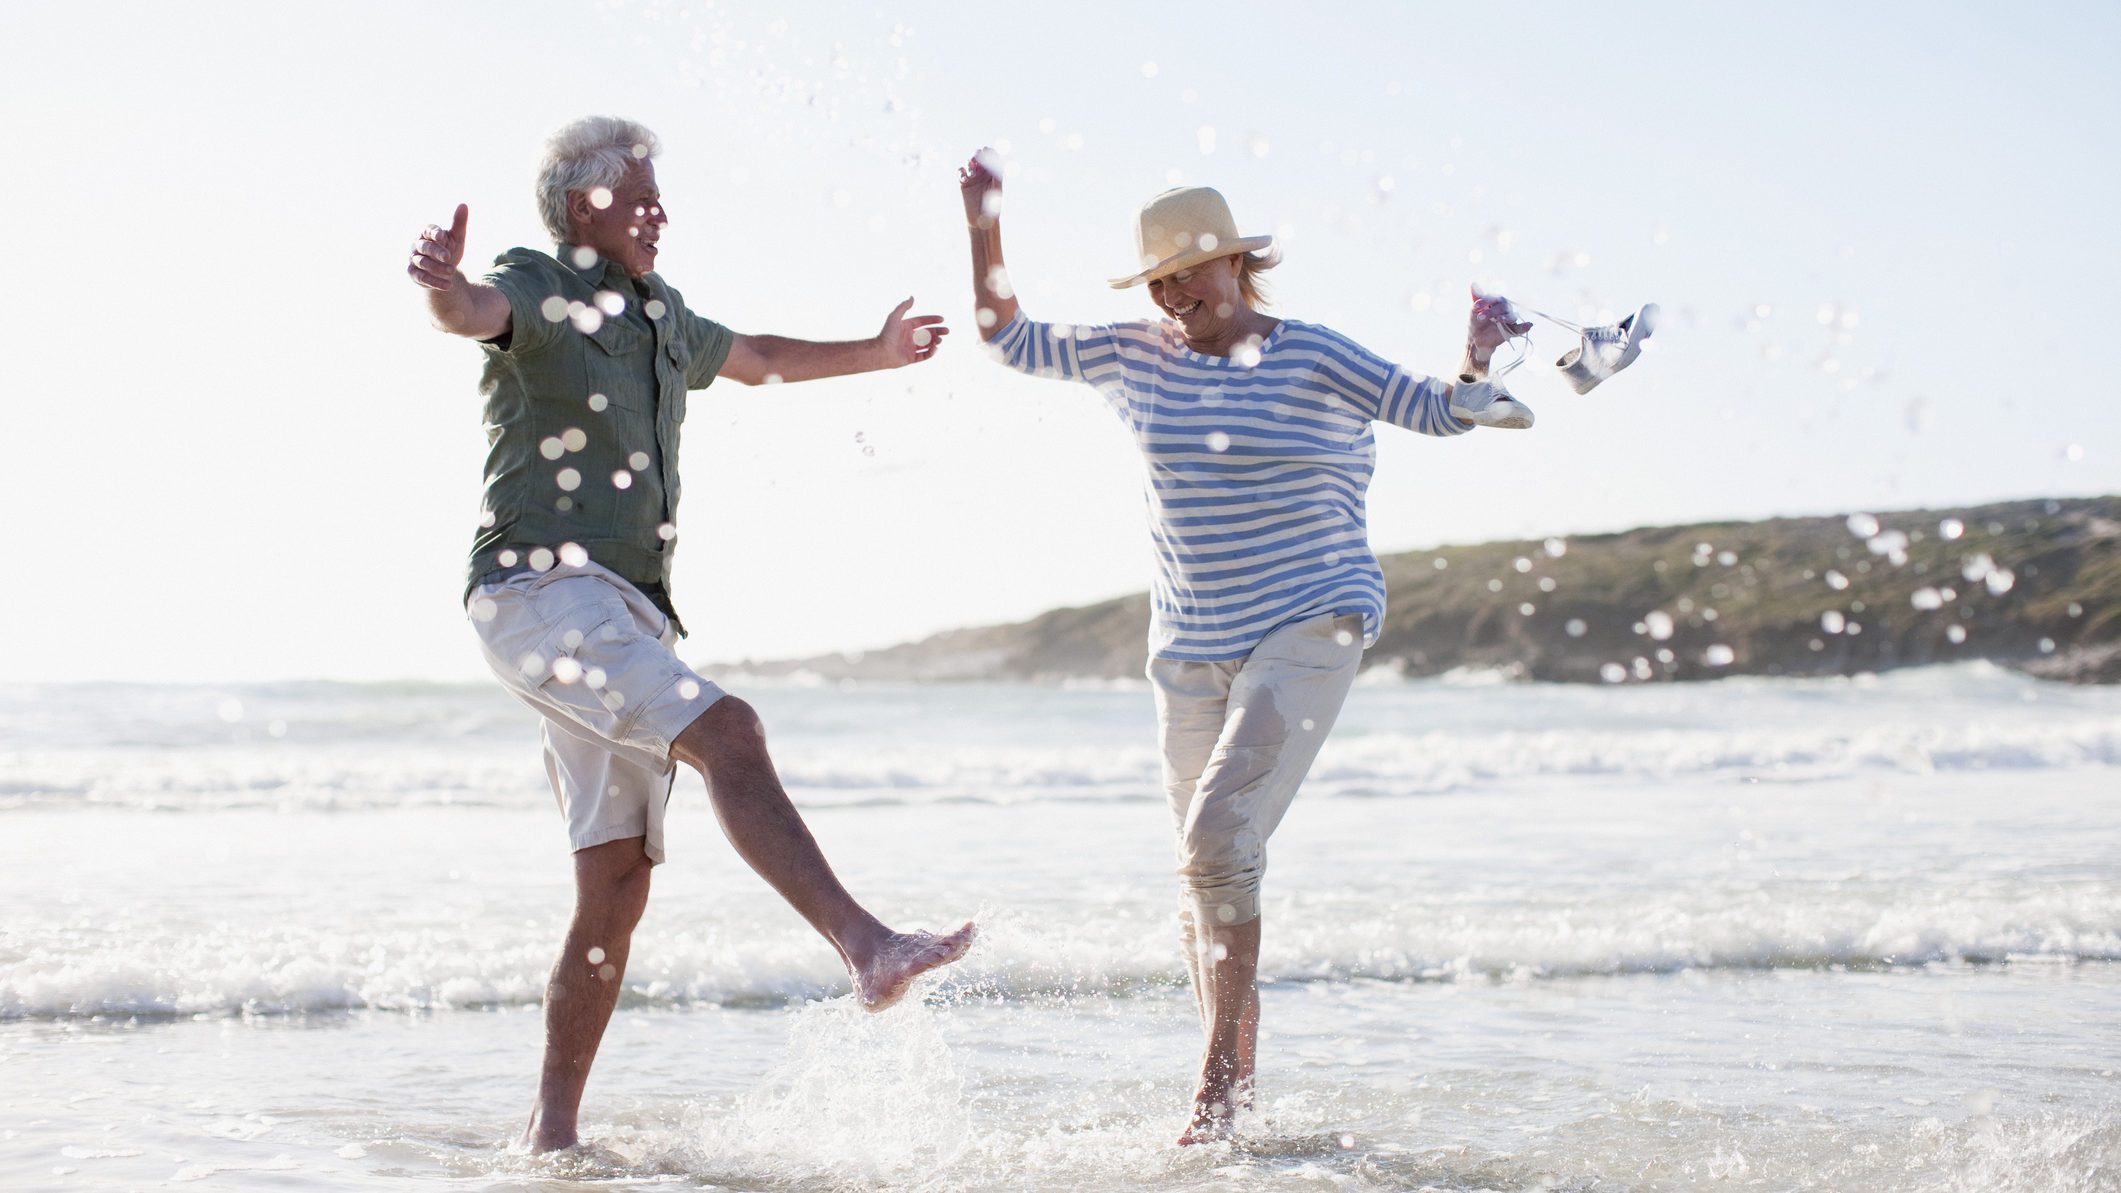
top-left (958, 150), bottom-right (1021, 340)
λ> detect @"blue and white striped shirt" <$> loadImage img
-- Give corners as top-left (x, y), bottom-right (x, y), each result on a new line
top-left (991, 313), bottom-right (1471, 661)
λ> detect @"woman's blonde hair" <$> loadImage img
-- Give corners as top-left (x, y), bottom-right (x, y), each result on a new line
top-left (1235, 247), bottom-right (1282, 310)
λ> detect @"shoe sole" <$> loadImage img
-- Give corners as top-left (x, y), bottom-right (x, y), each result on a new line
top-left (1451, 398), bottom-right (1535, 429)
top-left (1555, 303), bottom-right (1659, 395)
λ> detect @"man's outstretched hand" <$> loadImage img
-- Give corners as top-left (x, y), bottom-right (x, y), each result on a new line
top-left (408, 204), bottom-right (471, 290)
top-left (877, 297), bottom-right (950, 367)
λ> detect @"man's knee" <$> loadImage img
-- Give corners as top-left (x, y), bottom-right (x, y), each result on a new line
top-left (673, 695), bottom-right (767, 770)
top-left (574, 840), bottom-right (654, 927)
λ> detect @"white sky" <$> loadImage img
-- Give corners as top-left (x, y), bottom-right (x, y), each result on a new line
top-left (2, 0), bottom-right (2116, 683)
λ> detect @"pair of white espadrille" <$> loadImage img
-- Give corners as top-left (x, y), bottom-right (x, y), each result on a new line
top-left (1447, 289), bottom-right (1661, 430)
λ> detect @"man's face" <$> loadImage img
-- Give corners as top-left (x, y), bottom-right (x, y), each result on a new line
top-left (570, 159), bottom-right (667, 279)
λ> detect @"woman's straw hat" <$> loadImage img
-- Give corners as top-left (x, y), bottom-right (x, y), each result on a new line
top-left (1107, 185), bottom-right (1274, 289)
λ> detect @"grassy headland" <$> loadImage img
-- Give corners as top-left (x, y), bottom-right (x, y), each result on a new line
top-left (724, 496), bottom-right (2120, 684)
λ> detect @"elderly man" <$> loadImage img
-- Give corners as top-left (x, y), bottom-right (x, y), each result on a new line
top-left (407, 115), bottom-right (973, 1153)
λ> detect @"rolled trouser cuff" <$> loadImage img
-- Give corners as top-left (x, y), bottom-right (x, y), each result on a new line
top-left (1184, 878), bottom-right (1262, 928)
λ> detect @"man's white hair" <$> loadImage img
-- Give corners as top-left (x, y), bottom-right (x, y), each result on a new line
top-left (535, 116), bottom-right (662, 243)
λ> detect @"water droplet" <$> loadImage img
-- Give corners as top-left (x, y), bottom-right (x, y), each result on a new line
top-left (556, 468), bottom-right (582, 491)
top-left (1537, 576), bottom-right (1557, 592)
top-left (1644, 611), bottom-right (1674, 640)
top-left (1196, 125), bottom-right (1217, 155)
top-left (1518, 603), bottom-right (1535, 616)
top-left (1946, 624), bottom-right (1967, 644)
top-left (1703, 644), bottom-right (1735, 666)
top-left (594, 290), bottom-right (626, 316)
top-left (561, 428), bottom-right (588, 452)
top-left (1205, 430), bottom-right (1231, 452)
top-left (1821, 610), bottom-right (1846, 634)
top-left (1825, 570), bottom-right (1850, 590)
top-left (1600, 662), bottom-right (1626, 684)
top-left (643, 299), bottom-right (667, 320)
top-left (1432, 557), bottom-right (1448, 570)
top-left (1846, 512), bottom-right (1880, 538)
top-left (656, 523), bottom-right (676, 541)
top-left (587, 946), bottom-right (606, 964)
top-left (611, 470), bottom-right (632, 489)
top-left (540, 296), bottom-right (568, 323)
top-left (561, 630), bottom-right (584, 650)
top-left (497, 549), bottom-right (520, 567)
top-left (1984, 569), bottom-right (2015, 596)
top-left (551, 657), bottom-right (584, 684)
top-left (570, 246), bottom-right (599, 269)
top-left (588, 393), bottom-right (609, 412)
top-left (1565, 619), bottom-right (1587, 638)
top-left (1938, 518), bottom-right (1964, 540)
top-left (518, 652), bottom-right (546, 678)
top-left (571, 306), bottom-right (604, 334)
top-left (559, 542), bottom-right (588, 567)
top-left (589, 187), bottom-right (613, 210)
top-left (1247, 133), bottom-right (1270, 158)
top-left (468, 597), bottom-right (498, 622)
top-left (1543, 537), bottom-right (1566, 558)
top-left (677, 680), bottom-right (701, 701)
top-left (1911, 587), bottom-right (1943, 611)
top-left (598, 963), bottom-right (617, 981)
top-left (1486, 579), bottom-right (1503, 593)
top-left (1334, 629), bottom-right (1355, 646)
top-left (528, 547), bottom-right (556, 571)
top-left (628, 451), bottom-right (651, 471)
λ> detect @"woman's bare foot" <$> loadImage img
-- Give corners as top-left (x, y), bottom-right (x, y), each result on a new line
top-left (1177, 1072), bottom-right (1252, 1146)
top-left (849, 922), bottom-right (977, 1011)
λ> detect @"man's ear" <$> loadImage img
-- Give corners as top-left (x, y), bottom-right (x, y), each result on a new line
top-left (563, 190), bottom-right (594, 238)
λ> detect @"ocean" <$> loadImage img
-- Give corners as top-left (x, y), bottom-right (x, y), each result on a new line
top-left (3, 664), bottom-right (2117, 1191)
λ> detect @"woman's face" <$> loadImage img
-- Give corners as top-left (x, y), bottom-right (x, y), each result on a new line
top-left (1147, 255), bottom-right (1247, 339)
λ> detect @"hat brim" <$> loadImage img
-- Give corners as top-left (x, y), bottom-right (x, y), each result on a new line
top-left (1107, 235), bottom-right (1275, 289)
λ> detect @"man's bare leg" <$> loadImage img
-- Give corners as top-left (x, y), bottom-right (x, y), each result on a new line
top-left (1178, 914), bottom-right (1263, 1146)
top-left (523, 836), bottom-right (654, 1152)
top-left (672, 696), bottom-right (975, 1010)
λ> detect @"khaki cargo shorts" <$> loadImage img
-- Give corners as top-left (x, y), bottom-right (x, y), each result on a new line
top-left (468, 560), bottom-right (726, 863)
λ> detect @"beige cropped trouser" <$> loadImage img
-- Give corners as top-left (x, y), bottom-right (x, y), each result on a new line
top-left (1148, 613), bottom-right (1365, 933)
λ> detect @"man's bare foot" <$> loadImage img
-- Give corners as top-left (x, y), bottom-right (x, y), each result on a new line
top-left (850, 922), bottom-right (977, 1011)
top-left (520, 1115), bottom-right (578, 1154)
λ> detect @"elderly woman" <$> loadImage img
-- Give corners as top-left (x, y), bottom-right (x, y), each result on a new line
top-left (958, 152), bottom-right (1528, 1143)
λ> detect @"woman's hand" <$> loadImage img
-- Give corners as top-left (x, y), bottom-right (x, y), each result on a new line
top-left (959, 150), bottom-right (1003, 229)
top-left (1467, 287), bottom-right (1531, 360)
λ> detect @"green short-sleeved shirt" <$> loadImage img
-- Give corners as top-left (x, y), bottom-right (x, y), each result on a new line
top-left (466, 246), bottom-right (734, 631)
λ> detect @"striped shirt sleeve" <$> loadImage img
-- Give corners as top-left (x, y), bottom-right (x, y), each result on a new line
top-left (1373, 363), bottom-right (1473, 437)
top-left (987, 313), bottom-right (1128, 388)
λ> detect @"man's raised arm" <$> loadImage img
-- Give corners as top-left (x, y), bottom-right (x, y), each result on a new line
top-left (718, 297), bottom-right (948, 385)
top-left (407, 204), bottom-right (512, 342)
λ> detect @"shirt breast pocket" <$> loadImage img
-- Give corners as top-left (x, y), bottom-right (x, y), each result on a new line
top-left (664, 334), bottom-right (694, 380)
top-left (585, 319), bottom-right (652, 406)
